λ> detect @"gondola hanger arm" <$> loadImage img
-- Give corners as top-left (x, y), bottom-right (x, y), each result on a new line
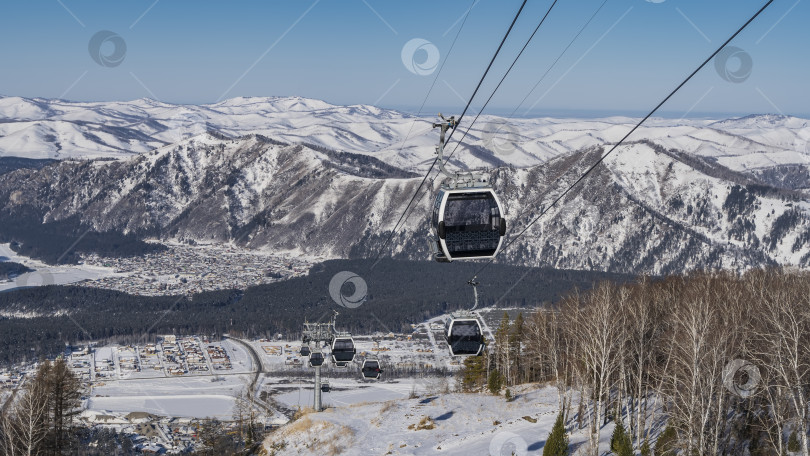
top-left (433, 114), bottom-right (486, 188)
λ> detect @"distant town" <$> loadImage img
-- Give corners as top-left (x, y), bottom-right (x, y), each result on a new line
top-left (79, 243), bottom-right (313, 296)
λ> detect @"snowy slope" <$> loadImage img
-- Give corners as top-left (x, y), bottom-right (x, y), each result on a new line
top-left (262, 385), bottom-right (616, 456)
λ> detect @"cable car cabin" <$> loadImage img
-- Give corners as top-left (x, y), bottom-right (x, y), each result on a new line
top-left (300, 345), bottom-right (311, 357)
top-left (331, 337), bottom-right (356, 366)
top-left (432, 188), bottom-right (506, 262)
top-left (321, 381), bottom-right (330, 393)
top-left (361, 359), bottom-right (383, 380)
top-left (309, 351), bottom-right (325, 367)
top-left (445, 317), bottom-right (485, 357)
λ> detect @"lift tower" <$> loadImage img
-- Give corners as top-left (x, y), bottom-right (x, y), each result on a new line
top-left (301, 311), bottom-right (341, 412)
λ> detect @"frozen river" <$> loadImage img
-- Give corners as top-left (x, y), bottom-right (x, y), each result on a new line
top-left (0, 243), bottom-right (115, 292)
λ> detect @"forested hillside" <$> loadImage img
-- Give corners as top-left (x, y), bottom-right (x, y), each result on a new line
top-left (459, 268), bottom-right (810, 456)
top-left (0, 259), bottom-right (632, 364)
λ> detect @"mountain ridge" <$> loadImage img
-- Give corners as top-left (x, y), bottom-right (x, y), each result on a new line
top-left (2, 132), bottom-right (809, 274)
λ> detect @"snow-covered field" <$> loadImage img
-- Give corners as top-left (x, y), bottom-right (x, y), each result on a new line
top-left (86, 373), bottom-right (250, 420)
top-left (87, 394), bottom-right (236, 420)
top-left (265, 377), bottom-right (440, 411)
top-left (0, 243), bottom-right (116, 293)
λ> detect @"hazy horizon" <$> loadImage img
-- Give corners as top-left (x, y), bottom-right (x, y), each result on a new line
top-left (0, 1), bottom-right (807, 119)
top-left (2, 92), bottom-right (808, 121)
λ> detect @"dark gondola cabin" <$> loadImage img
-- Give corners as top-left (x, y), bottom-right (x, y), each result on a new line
top-left (331, 336), bottom-right (356, 366)
top-left (321, 381), bottom-right (330, 393)
top-left (361, 359), bottom-right (382, 380)
top-left (432, 188), bottom-right (505, 262)
top-left (309, 351), bottom-right (325, 367)
top-left (300, 344), bottom-right (311, 357)
top-left (445, 317), bottom-right (485, 356)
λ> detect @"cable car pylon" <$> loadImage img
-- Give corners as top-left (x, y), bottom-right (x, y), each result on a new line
top-left (300, 310), bottom-right (356, 411)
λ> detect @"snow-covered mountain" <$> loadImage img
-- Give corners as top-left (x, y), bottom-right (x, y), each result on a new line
top-left (3, 130), bottom-right (810, 274)
top-left (2, 96), bottom-right (809, 178)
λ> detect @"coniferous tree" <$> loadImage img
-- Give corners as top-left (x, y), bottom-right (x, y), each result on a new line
top-left (640, 439), bottom-right (651, 456)
top-left (610, 419), bottom-right (632, 456)
top-left (47, 357), bottom-right (82, 453)
top-left (543, 410), bottom-right (569, 456)
top-left (788, 429), bottom-right (800, 453)
top-left (487, 369), bottom-right (503, 395)
top-left (458, 354), bottom-right (486, 392)
top-left (654, 426), bottom-right (677, 456)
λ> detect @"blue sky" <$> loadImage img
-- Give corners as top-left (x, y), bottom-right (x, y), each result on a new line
top-left (0, 0), bottom-right (807, 117)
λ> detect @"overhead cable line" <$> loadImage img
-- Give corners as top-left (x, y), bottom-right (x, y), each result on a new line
top-left (370, 0), bottom-right (530, 267)
top-left (442, 0), bottom-right (560, 166)
top-left (364, 0), bottom-right (477, 270)
top-left (469, 0), bottom-right (775, 281)
top-left (445, 0), bottom-right (610, 169)
top-left (390, 0), bottom-right (613, 249)
top-left (389, 0), bottom-right (477, 170)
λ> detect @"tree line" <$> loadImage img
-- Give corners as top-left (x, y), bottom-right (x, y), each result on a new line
top-left (459, 268), bottom-right (810, 456)
top-left (0, 263), bottom-right (32, 281)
